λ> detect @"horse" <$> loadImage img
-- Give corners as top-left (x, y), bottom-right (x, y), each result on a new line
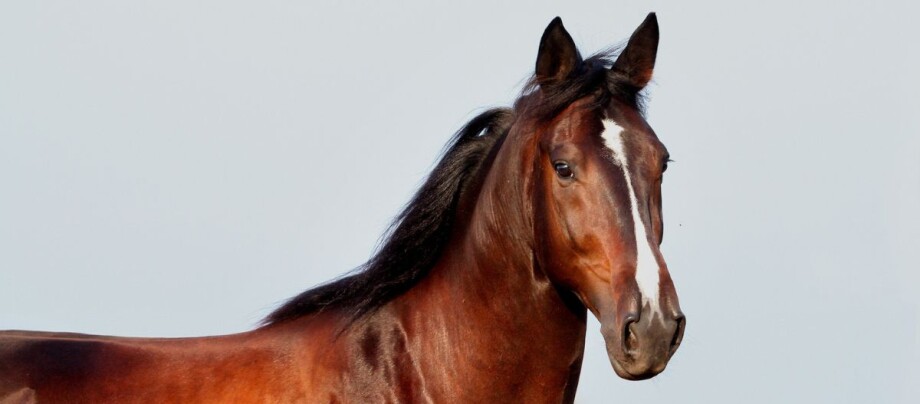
top-left (0, 13), bottom-right (684, 403)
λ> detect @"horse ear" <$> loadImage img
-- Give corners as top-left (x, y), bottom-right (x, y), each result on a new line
top-left (535, 17), bottom-right (582, 85)
top-left (610, 13), bottom-right (659, 89)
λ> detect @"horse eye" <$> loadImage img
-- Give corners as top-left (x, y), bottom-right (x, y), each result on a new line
top-left (553, 161), bottom-right (574, 179)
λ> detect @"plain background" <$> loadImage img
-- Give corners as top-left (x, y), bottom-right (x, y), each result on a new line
top-left (1, 1), bottom-right (918, 402)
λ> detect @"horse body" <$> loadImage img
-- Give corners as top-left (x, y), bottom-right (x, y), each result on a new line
top-left (1, 14), bottom-right (683, 403)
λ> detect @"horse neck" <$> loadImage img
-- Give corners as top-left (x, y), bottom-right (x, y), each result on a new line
top-left (302, 130), bottom-right (588, 401)
top-left (413, 127), bottom-right (587, 366)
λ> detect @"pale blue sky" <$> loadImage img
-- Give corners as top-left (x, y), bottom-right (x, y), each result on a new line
top-left (1, 1), bottom-right (918, 402)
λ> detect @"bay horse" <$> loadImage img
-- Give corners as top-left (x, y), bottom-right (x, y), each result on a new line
top-left (0, 14), bottom-right (684, 403)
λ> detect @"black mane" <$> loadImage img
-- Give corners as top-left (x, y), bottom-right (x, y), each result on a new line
top-left (263, 108), bottom-right (514, 325)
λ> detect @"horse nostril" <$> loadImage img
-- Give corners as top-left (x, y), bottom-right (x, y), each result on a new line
top-left (622, 314), bottom-right (639, 355)
top-left (669, 314), bottom-right (686, 354)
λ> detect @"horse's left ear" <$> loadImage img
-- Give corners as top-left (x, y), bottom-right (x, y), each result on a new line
top-left (610, 13), bottom-right (659, 89)
top-left (535, 17), bottom-right (582, 85)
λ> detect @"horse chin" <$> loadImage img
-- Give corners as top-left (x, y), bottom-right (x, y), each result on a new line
top-left (608, 355), bottom-right (664, 381)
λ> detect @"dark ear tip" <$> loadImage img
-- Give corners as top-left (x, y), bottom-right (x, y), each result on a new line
top-left (645, 12), bottom-right (658, 26)
top-left (547, 16), bottom-right (564, 31)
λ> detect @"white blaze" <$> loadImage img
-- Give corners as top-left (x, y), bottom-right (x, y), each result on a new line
top-left (601, 119), bottom-right (662, 317)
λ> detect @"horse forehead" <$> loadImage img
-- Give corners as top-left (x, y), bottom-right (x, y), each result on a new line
top-left (600, 118), bottom-right (658, 160)
top-left (603, 96), bottom-right (659, 136)
top-left (536, 99), bottom-right (664, 161)
top-left (544, 98), bottom-right (601, 136)
top-left (552, 101), bottom-right (662, 152)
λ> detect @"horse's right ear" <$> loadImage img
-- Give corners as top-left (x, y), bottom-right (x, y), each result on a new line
top-left (535, 17), bottom-right (582, 85)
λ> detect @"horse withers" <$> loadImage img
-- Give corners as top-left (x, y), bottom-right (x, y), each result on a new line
top-left (1, 13), bottom-right (684, 403)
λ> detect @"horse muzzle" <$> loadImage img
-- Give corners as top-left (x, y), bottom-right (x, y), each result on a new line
top-left (601, 301), bottom-right (685, 380)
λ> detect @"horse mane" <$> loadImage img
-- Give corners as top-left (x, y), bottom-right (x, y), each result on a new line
top-left (263, 108), bottom-right (514, 325)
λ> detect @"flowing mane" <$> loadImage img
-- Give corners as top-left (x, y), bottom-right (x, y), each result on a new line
top-left (263, 108), bottom-right (514, 325)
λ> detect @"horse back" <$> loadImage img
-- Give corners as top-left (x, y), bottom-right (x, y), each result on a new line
top-left (0, 329), bottom-right (310, 403)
